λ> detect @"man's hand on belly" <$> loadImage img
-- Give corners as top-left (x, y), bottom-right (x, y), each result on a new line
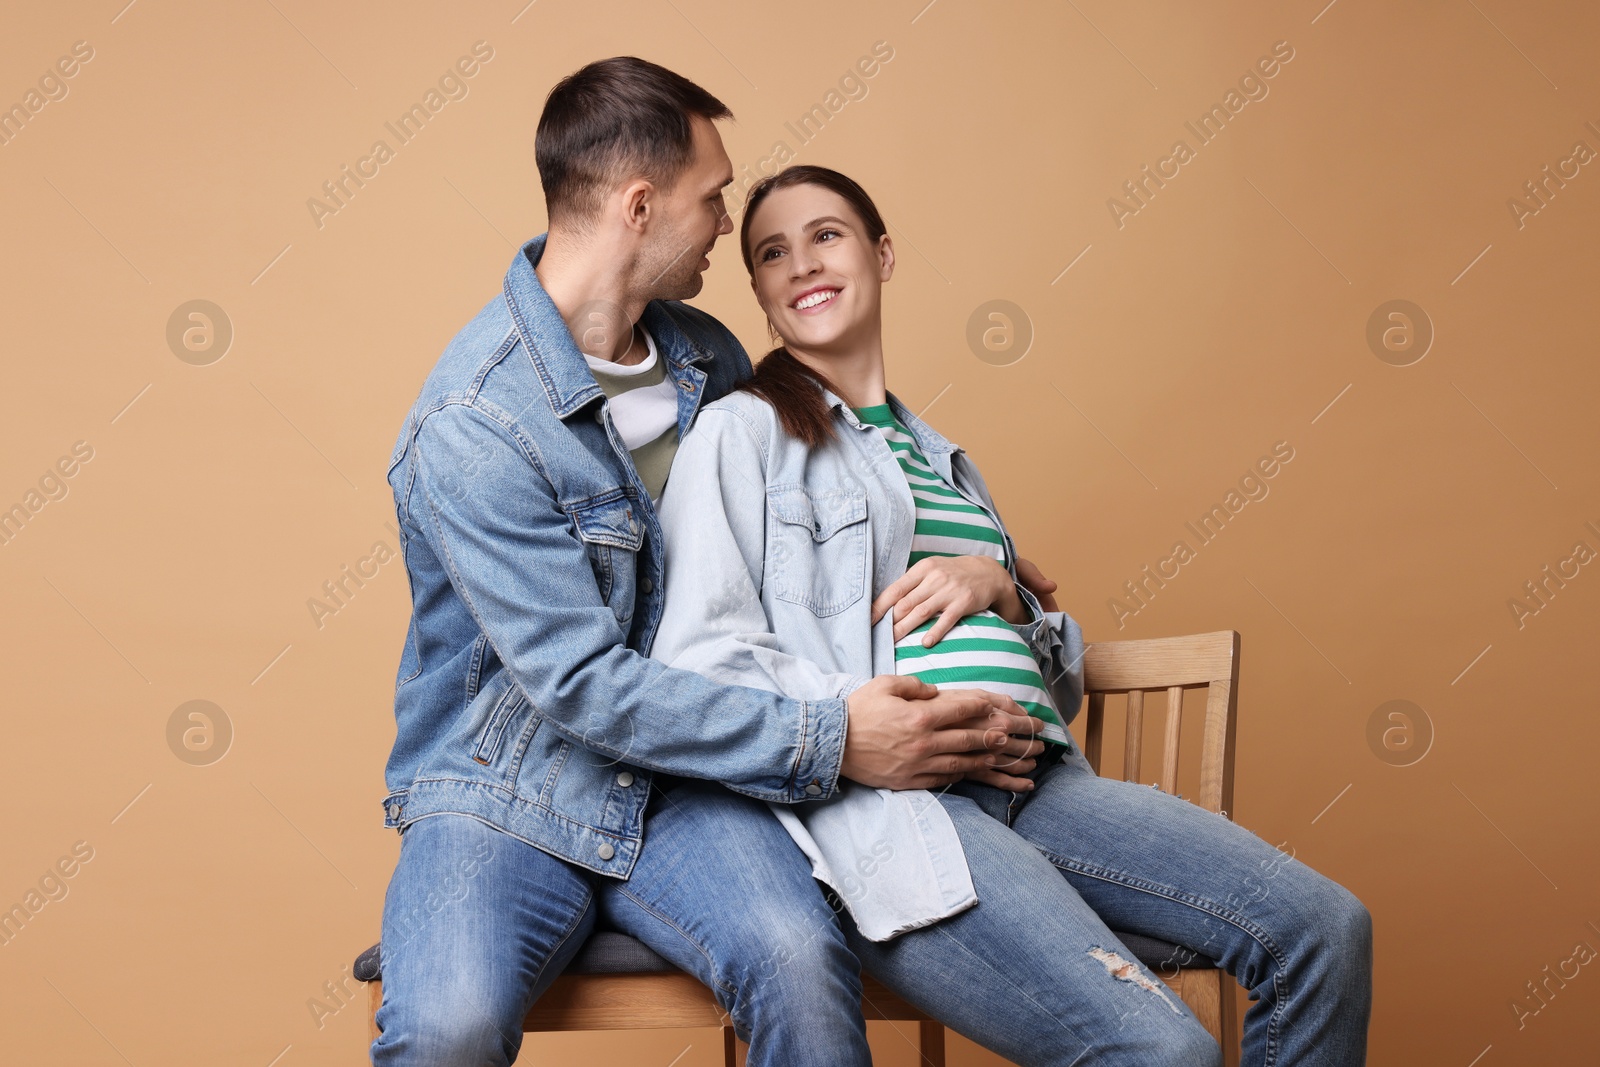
top-left (840, 675), bottom-right (1047, 792)
top-left (1015, 554), bottom-right (1060, 613)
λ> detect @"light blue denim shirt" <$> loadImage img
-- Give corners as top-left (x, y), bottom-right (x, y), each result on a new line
top-left (650, 386), bottom-right (1086, 939)
top-left (382, 236), bottom-right (849, 878)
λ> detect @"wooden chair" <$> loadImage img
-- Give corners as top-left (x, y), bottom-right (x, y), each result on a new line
top-left (1080, 628), bottom-right (1242, 1061)
top-left (358, 628), bottom-right (1242, 1065)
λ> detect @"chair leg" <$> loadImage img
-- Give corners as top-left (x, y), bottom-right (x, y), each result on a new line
top-left (366, 980), bottom-right (382, 1044)
top-left (730, 1031), bottom-right (749, 1067)
top-left (919, 1020), bottom-right (946, 1067)
top-left (1217, 970), bottom-right (1239, 1067)
top-left (1175, 968), bottom-right (1224, 1043)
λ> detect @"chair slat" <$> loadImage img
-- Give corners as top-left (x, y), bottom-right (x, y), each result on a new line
top-left (1084, 691), bottom-right (1105, 773)
top-left (1123, 689), bottom-right (1144, 782)
top-left (1160, 685), bottom-right (1183, 795)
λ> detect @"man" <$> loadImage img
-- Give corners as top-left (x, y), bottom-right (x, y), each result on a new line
top-left (372, 57), bottom-right (1054, 1066)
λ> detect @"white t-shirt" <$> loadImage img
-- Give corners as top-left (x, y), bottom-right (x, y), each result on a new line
top-left (583, 325), bottom-right (680, 501)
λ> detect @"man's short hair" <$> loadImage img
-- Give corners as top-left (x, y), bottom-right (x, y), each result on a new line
top-left (536, 56), bottom-right (733, 228)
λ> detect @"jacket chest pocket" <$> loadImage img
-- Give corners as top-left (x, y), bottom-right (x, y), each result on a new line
top-left (570, 495), bottom-right (645, 610)
top-left (767, 485), bottom-right (869, 617)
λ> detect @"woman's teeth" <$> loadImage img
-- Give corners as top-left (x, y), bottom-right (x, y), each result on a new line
top-left (795, 289), bottom-right (838, 310)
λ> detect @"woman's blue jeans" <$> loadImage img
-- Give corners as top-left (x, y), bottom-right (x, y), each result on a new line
top-left (838, 743), bottom-right (1373, 1066)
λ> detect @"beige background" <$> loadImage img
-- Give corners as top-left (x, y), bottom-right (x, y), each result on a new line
top-left (2, 0), bottom-right (1597, 1063)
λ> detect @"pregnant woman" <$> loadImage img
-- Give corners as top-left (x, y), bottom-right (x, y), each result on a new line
top-left (644, 165), bottom-right (1372, 1066)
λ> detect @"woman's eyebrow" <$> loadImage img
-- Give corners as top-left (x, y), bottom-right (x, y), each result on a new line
top-left (750, 216), bottom-right (852, 255)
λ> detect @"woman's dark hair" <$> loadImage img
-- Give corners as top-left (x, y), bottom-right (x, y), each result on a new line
top-left (536, 57), bottom-right (732, 228)
top-left (735, 166), bottom-right (888, 448)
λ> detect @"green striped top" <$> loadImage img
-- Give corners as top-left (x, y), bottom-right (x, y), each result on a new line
top-left (855, 404), bottom-right (1069, 749)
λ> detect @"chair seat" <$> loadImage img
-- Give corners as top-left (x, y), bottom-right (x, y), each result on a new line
top-left (1108, 931), bottom-right (1219, 972)
top-left (352, 927), bottom-right (1215, 984)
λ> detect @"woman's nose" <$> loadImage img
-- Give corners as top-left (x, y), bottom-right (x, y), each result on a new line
top-left (789, 245), bottom-right (821, 277)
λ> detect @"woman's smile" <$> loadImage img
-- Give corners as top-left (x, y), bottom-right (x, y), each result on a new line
top-left (791, 285), bottom-right (844, 314)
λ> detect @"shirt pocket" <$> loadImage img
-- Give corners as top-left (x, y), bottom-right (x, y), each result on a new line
top-left (569, 494), bottom-right (645, 611)
top-left (767, 484), bottom-right (869, 617)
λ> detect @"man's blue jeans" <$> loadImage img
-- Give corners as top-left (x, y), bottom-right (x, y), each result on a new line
top-left (370, 780), bottom-right (869, 1066)
top-left (837, 743), bottom-right (1373, 1066)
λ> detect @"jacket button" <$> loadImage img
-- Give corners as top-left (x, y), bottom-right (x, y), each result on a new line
top-left (616, 771), bottom-right (634, 787)
top-left (640, 577), bottom-right (654, 594)
top-left (597, 842), bottom-right (615, 861)
top-left (805, 782), bottom-right (823, 796)
top-left (387, 803), bottom-right (401, 819)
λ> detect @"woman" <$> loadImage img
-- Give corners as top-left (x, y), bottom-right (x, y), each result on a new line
top-left (646, 165), bottom-right (1372, 1066)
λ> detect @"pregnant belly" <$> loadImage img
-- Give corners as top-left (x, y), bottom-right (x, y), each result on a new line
top-left (893, 610), bottom-right (1070, 746)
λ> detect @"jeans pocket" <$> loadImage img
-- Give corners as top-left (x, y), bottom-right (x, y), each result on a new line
top-left (767, 484), bottom-right (868, 616)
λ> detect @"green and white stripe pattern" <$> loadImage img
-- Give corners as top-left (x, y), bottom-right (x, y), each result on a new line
top-left (855, 404), bottom-right (1069, 749)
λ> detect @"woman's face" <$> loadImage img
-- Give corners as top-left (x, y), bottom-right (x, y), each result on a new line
top-left (745, 183), bottom-right (894, 355)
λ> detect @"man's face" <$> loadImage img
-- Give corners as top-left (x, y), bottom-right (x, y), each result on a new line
top-left (638, 114), bottom-right (734, 301)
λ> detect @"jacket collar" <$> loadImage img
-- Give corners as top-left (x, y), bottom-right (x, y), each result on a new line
top-left (503, 234), bottom-right (714, 420)
top-left (822, 384), bottom-right (958, 458)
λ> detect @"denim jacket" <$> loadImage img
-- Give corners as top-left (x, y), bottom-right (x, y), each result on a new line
top-left (649, 386), bottom-right (1086, 938)
top-left (381, 236), bottom-right (848, 878)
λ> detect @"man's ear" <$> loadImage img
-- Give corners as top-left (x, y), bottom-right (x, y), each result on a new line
top-left (620, 179), bottom-right (655, 234)
top-left (878, 234), bottom-right (896, 282)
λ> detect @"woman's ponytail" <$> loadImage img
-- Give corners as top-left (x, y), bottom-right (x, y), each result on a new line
top-left (734, 347), bottom-right (842, 449)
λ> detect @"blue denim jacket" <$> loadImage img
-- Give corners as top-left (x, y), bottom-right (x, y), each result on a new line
top-left (649, 387), bottom-right (1086, 938)
top-left (381, 236), bottom-right (848, 877)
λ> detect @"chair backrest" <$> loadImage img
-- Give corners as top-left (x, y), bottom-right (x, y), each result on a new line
top-left (1080, 630), bottom-right (1240, 818)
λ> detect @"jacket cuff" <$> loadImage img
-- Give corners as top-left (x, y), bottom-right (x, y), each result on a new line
top-left (791, 695), bottom-right (848, 801)
top-left (1013, 578), bottom-right (1042, 624)
top-left (1009, 582), bottom-right (1052, 654)
top-left (1009, 584), bottom-right (1087, 716)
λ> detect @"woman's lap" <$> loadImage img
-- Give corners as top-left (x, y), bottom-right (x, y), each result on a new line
top-left (1003, 746), bottom-right (1373, 1067)
top-left (1011, 751), bottom-right (1255, 944)
top-left (842, 788), bottom-right (1221, 1067)
top-left (1006, 747), bottom-right (1356, 969)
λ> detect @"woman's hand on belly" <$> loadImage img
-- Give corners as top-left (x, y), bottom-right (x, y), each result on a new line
top-left (871, 555), bottom-right (1027, 644)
